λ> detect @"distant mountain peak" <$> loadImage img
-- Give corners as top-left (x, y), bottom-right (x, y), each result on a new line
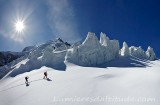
top-left (56, 38), bottom-right (64, 43)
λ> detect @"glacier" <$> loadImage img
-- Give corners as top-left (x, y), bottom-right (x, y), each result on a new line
top-left (0, 32), bottom-right (159, 105)
top-left (120, 42), bottom-right (157, 60)
top-left (66, 32), bottom-right (119, 66)
top-left (0, 32), bottom-right (157, 79)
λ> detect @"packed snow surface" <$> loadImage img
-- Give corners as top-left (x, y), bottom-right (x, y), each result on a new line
top-left (0, 60), bottom-right (160, 105)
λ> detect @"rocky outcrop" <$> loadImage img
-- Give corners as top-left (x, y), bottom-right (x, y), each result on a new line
top-left (0, 52), bottom-right (22, 67)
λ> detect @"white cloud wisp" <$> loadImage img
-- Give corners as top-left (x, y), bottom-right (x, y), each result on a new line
top-left (47, 0), bottom-right (81, 43)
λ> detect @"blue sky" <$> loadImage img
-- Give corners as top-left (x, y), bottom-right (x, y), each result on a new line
top-left (0, 0), bottom-right (159, 57)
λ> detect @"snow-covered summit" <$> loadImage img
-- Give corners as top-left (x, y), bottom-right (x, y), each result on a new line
top-left (22, 38), bottom-right (71, 53)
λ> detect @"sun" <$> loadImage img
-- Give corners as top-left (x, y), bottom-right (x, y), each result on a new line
top-left (14, 20), bottom-right (25, 33)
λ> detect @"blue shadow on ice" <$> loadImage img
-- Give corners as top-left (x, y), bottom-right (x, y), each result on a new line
top-left (8, 56), bottom-right (150, 78)
top-left (9, 60), bottom-right (66, 77)
top-left (100, 56), bottom-right (151, 68)
top-left (0, 78), bottom-right (44, 93)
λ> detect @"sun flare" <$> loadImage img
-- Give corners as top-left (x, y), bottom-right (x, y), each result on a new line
top-left (15, 20), bottom-right (25, 33)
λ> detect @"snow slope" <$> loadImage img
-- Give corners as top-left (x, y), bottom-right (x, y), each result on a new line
top-left (0, 60), bottom-right (160, 105)
top-left (0, 38), bottom-right (70, 79)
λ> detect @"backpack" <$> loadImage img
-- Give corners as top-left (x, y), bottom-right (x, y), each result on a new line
top-left (25, 77), bottom-right (28, 80)
top-left (44, 72), bottom-right (47, 76)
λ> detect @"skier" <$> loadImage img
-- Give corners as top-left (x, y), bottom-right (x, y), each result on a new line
top-left (43, 71), bottom-right (48, 79)
top-left (25, 76), bottom-right (29, 86)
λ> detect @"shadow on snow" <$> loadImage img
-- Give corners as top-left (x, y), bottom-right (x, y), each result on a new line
top-left (0, 78), bottom-right (52, 93)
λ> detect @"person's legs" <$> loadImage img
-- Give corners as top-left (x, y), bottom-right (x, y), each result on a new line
top-left (25, 79), bottom-right (27, 83)
top-left (44, 75), bottom-right (46, 79)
